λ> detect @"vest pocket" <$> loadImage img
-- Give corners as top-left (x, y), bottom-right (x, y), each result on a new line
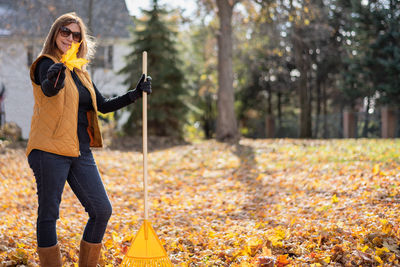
top-left (52, 116), bottom-right (63, 137)
top-left (52, 102), bottom-right (65, 138)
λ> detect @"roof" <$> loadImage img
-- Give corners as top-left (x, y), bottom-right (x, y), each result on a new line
top-left (0, 0), bottom-right (133, 39)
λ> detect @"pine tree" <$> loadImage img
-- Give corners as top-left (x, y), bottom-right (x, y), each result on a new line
top-left (339, 0), bottom-right (375, 107)
top-left (340, 0), bottom-right (400, 106)
top-left (119, 0), bottom-right (187, 138)
top-left (370, 0), bottom-right (400, 105)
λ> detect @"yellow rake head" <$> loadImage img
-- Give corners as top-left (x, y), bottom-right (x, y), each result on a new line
top-left (121, 220), bottom-right (172, 267)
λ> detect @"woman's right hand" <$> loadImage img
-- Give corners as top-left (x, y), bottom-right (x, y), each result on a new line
top-left (47, 63), bottom-right (66, 88)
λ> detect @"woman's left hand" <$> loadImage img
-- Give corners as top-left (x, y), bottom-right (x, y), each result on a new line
top-left (136, 74), bottom-right (152, 95)
top-left (128, 74), bottom-right (153, 102)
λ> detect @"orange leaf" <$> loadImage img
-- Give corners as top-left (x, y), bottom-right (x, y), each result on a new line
top-left (276, 254), bottom-right (290, 266)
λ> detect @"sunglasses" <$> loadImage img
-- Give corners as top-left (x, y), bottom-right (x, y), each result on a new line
top-left (59, 26), bottom-right (82, 42)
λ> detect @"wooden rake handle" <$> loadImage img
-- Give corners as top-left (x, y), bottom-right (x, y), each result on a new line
top-left (142, 51), bottom-right (149, 221)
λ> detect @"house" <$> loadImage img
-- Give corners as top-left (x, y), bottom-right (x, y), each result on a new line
top-left (0, 0), bottom-right (133, 139)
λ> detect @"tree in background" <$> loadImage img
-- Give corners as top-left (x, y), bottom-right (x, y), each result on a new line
top-left (235, 0), bottom-right (345, 138)
top-left (339, 0), bottom-right (400, 137)
top-left (235, 1), bottom-right (290, 138)
top-left (119, 0), bottom-right (187, 138)
top-left (182, 0), bottom-right (399, 139)
top-left (370, 0), bottom-right (400, 106)
top-left (180, 16), bottom-right (218, 139)
top-left (184, 0), bottom-right (242, 141)
top-left (215, 0), bottom-right (240, 141)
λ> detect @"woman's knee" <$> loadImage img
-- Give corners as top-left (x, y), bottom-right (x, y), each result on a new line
top-left (102, 201), bottom-right (113, 220)
top-left (91, 200), bottom-right (112, 221)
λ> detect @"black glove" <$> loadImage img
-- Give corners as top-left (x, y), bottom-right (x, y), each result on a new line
top-left (129, 74), bottom-right (152, 102)
top-left (47, 63), bottom-right (66, 89)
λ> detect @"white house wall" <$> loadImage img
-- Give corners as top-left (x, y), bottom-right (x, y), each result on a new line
top-left (91, 41), bottom-right (131, 96)
top-left (91, 41), bottom-right (132, 129)
top-left (0, 39), bottom-right (34, 139)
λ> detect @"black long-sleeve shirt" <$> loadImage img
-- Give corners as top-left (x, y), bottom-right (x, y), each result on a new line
top-left (34, 57), bottom-right (134, 152)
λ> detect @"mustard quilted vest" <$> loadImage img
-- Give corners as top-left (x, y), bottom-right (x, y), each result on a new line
top-left (26, 54), bottom-right (103, 157)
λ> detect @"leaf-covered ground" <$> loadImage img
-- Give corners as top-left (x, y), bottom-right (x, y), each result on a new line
top-left (1, 139), bottom-right (400, 266)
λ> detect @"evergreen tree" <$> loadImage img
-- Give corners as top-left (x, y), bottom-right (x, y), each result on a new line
top-left (119, 0), bottom-right (187, 138)
top-left (339, 0), bottom-right (374, 105)
top-left (181, 20), bottom-right (218, 139)
top-left (370, 0), bottom-right (400, 105)
top-left (340, 0), bottom-right (400, 106)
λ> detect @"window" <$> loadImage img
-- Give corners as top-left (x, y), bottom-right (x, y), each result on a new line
top-left (107, 45), bottom-right (113, 69)
top-left (92, 46), bottom-right (105, 68)
top-left (92, 45), bottom-right (113, 70)
top-left (27, 45), bottom-right (33, 67)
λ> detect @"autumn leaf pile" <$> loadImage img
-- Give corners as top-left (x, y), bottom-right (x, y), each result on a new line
top-left (1, 139), bottom-right (400, 266)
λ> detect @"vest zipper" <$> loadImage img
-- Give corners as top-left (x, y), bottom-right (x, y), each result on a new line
top-left (74, 71), bottom-right (80, 157)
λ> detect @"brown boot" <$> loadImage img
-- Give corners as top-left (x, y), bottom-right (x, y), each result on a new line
top-left (79, 240), bottom-right (102, 267)
top-left (37, 243), bottom-right (62, 267)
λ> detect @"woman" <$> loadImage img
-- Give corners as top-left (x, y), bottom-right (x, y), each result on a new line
top-left (27, 12), bottom-right (151, 266)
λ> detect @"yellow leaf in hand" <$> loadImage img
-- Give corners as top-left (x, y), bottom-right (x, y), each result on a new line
top-left (61, 42), bottom-right (89, 70)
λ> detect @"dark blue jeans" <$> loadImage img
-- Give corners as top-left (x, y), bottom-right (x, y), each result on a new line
top-left (28, 149), bottom-right (112, 247)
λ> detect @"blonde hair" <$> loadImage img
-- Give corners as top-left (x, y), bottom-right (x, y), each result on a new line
top-left (40, 12), bottom-right (96, 60)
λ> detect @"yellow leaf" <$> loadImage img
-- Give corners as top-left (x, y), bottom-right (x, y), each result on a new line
top-left (104, 239), bottom-right (113, 250)
top-left (246, 238), bottom-right (262, 256)
top-left (208, 231), bottom-right (216, 238)
top-left (267, 228), bottom-right (285, 247)
top-left (374, 255), bottom-right (383, 264)
top-left (361, 245), bottom-right (369, 252)
top-left (112, 231), bottom-right (121, 243)
top-left (376, 246), bottom-right (390, 257)
top-left (372, 164), bottom-right (380, 175)
top-left (61, 42), bottom-right (89, 70)
top-left (381, 219), bottom-right (393, 234)
top-left (332, 194), bottom-right (339, 204)
top-left (122, 233), bottom-right (134, 242)
top-left (262, 247), bottom-right (272, 256)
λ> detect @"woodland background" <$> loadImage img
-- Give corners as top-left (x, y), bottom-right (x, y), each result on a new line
top-left (0, 0), bottom-right (399, 141)
top-left (118, 0), bottom-right (400, 141)
top-left (0, 0), bottom-right (400, 266)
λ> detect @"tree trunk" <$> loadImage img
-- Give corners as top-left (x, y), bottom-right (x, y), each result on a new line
top-left (204, 93), bottom-right (213, 139)
top-left (343, 109), bottom-right (357, 138)
top-left (299, 70), bottom-right (312, 138)
top-left (290, 0), bottom-right (312, 138)
top-left (294, 34), bottom-right (312, 138)
top-left (381, 106), bottom-right (397, 138)
top-left (267, 82), bottom-right (272, 115)
top-left (277, 90), bottom-right (282, 130)
top-left (322, 82), bottom-right (328, 138)
top-left (315, 77), bottom-right (321, 138)
top-left (362, 97), bottom-right (370, 137)
top-left (216, 0), bottom-right (238, 142)
top-left (265, 82), bottom-right (274, 138)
